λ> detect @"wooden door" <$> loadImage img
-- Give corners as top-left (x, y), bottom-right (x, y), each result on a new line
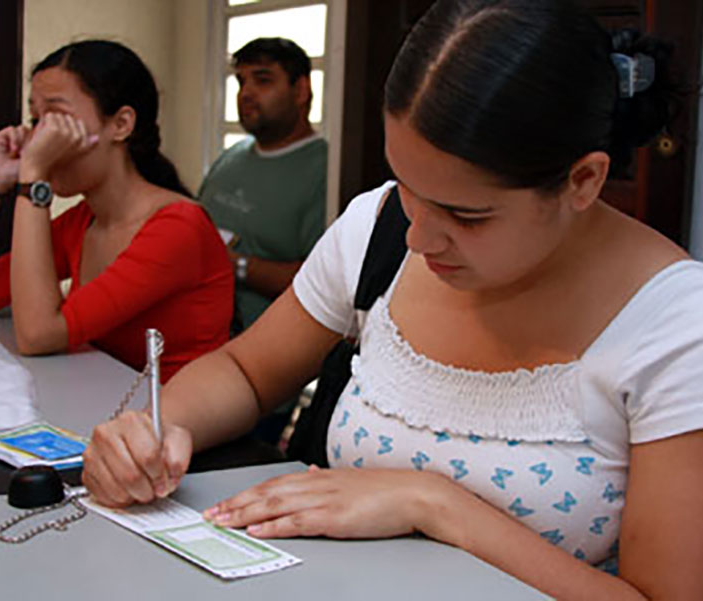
top-left (586, 0), bottom-right (703, 245)
top-left (0, 0), bottom-right (23, 255)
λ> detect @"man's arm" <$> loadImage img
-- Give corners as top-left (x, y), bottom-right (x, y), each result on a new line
top-left (228, 248), bottom-right (302, 299)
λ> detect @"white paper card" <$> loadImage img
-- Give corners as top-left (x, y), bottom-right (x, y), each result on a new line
top-left (0, 341), bottom-right (40, 430)
top-left (81, 495), bottom-right (302, 579)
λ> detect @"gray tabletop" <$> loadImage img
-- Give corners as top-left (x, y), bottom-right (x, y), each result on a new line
top-left (0, 316), bottom-right (148, 437)
top-left (0, 463), bottom-right (550, 600)
top-left (0, 318), bottom-right (283, 493)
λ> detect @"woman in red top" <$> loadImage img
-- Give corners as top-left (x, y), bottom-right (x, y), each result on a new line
top-left (0, 40), bottom-right (233, 382)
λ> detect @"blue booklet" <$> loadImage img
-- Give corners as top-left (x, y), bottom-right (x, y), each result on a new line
top-left (0, 422), bottom-right (87, 469)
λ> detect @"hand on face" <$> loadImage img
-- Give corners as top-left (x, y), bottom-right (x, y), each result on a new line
top-left (19, 112), bottom-right (99, 181)
top-left (203, 466), bottom-right (449, 540)
top-left (0, 125), bottom-right (31, 193)
top-left (82, 410), bottom-right (192, 508)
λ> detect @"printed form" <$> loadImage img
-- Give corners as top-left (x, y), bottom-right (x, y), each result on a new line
top-left (81, 495), bottom-right (302, 579)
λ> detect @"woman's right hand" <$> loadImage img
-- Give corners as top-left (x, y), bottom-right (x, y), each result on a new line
top-left (19, 113), bottom-right (98, 182)
top-left (0, 125), bottom-right (30, 194)
top-left (82, 411), bottom-right (193, 508)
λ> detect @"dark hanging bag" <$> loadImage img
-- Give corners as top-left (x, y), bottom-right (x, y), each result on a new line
top-left (286, 186), bottom-right (409, 466)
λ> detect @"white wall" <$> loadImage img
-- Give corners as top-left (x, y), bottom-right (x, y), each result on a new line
top-left (171, 0), bottom-right (211, 193)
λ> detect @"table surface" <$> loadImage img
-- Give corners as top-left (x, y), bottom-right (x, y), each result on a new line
top-left (0, 317), bottom-right (283, 493)
top-left (0, 462), bottom-right (550, 600)
top-left (0, 317), bottom-right (150, 437)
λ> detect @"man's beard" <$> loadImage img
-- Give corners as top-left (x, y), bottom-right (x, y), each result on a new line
top-left (241, 108), bottom-right (298, 146)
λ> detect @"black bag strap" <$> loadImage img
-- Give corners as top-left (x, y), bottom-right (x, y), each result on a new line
top-left (353, 186), bottom-right (409, 310)
top-left (285, 185), bottom-right (409, 466)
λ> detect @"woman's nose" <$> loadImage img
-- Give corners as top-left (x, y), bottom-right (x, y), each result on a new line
top-left (404, 200), bottom-right (448, 255)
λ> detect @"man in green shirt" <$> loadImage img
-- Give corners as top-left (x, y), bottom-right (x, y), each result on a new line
top-left (199, 37), bottom-right (327, 334)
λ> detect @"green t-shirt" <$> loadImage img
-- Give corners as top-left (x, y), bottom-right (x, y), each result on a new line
top-left (199, 135), bottom-right (327, 331)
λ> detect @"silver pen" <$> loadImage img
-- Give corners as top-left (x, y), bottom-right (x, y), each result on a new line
top-left (146, 329), bottom-right (163, 442)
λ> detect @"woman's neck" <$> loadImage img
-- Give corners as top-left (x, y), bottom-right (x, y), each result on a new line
top-left (82, 158), bottom-right (166, 228)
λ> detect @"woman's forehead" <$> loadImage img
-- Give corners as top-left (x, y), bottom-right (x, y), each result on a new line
top-left (30, 68), bottom-right (87, 107)
top-left (384, 113), bottom-right (509, 205)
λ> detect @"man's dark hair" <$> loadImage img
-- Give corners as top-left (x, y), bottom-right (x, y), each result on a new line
top-left (233, 37), bottom-right (311, 84)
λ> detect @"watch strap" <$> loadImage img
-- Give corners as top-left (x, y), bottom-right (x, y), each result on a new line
top-left (236, 256), bottom-right (249, 282)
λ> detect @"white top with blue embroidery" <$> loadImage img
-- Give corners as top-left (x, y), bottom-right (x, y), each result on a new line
top-left (292, 181), bottom-right (703, 566)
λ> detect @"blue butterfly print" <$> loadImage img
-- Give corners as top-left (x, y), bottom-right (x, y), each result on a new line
top-left (435, 431), bottom-right (451, 443)
top-left (508, 497), bottom-right (535, 518)
top-left (353, 427), bottom-right (369, 446)
top-left (332, 443), bottom-right (341, 461)
top-left (598, 556), bottom-right (619, 576)
top-left (490, 467), bottom-right (514, 490)
top-left (574, 549), bottom-right (587, 561)
top-left (352, 457), bottom-right (364, 468)
top-left (602, 483), bottom-right (625, 503)
top-left (553, 491), bottom-right (578, 513)
top-left (529, 462), bottom-right (553, 486)
top-left (467, 434), bottom-right (483, 444)
top-left (351, 385), bottom-right (361, 396)
top-left (411, 451), bottom-right (431, 471)
top-left (449, 459), bottom-right (469, 480)
top-left (377, 435), bottom-right (393, 455)
top-left (336, 410), bottom-right (350, 428)
top-left (540, 529), bottom-right (564, 545)
top-left (589, 516), bottom-right (610, 535)
top-left (576, 456), bottom-right (595, 475)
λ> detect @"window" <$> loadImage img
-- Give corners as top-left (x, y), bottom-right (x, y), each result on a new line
top-left (214, 0), bottom-right (328, 151)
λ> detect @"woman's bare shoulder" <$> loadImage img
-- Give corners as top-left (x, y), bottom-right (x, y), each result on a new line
top-left (604, 203), bottom-right (689, 283)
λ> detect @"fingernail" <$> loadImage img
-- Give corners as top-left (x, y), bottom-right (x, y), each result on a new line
top-left (203, 506), bottom-right (220, 519)
top-left (155, 482), bottom-right (168, 498)
top-left (247, 524), bottom-right (263, 535)
top-left (212, 513), bottom-right (231, 525)
top-left (88, 134), bottom-right (99, 144)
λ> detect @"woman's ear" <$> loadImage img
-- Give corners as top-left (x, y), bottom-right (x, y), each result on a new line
top-left (565, 151), bottom-right (610, 211)
top-left (109, 106), bottom-right (137, 142)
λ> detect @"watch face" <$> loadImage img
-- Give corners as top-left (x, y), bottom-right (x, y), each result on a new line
top-left (30, 181), bottom-right (53, 207)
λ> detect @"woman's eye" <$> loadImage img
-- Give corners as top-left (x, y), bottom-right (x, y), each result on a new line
top-left (452, 214), bottom-right (491, 228)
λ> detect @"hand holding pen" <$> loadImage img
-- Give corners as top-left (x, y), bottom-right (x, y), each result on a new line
top-left (82, 329), bottom-right (193, 508)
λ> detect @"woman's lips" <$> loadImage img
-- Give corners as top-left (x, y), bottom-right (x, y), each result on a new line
top-left (424, 257), bottom-right (461, 274)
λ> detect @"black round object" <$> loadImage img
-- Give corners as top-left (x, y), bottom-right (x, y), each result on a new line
top-left (8, 465), bottom-right (65, 508)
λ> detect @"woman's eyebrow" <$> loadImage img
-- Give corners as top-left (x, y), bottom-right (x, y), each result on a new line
top-left (44, 97), bottom-right (71, 106)
top-left (394, 175), bottom-right (495, 214)
top-left (429, 200), bottom-right (495, 214)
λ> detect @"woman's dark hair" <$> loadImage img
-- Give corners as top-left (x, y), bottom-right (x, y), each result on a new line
top-left (32, 40), bottom-right (190, 196)
top-left (385, 0), bottom-right (675, 190)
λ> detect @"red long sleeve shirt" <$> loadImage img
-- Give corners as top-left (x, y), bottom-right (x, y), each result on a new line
top-left (0, 200), bottom-right (234, 382)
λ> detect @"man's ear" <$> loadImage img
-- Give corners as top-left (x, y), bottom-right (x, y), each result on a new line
top-left (294, 75), bottom-right (312, 109)
top-left (110, 106), bottom-right (137, 142)
top-left (565, 151), bottom-right (610, 212)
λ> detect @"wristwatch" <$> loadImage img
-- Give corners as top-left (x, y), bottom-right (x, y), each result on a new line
top-left (236, 256), bottom-right (249, 283)
top-left (15, 181), bottom-right (54, 208)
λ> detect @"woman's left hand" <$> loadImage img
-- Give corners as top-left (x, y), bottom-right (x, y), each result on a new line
top-left (203, 466), bottom-right (453, 539)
